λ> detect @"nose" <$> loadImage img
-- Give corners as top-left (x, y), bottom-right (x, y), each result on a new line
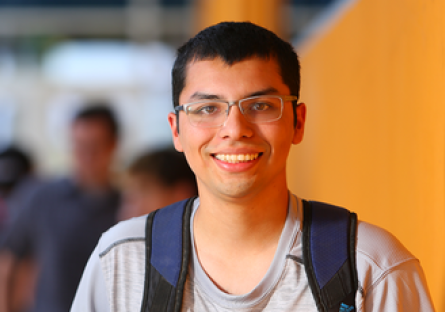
top-left (219, 105), bottom-right (254, 139)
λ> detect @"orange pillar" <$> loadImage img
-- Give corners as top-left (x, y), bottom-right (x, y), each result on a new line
top-left (194, 0), bottom-right (283, 36)
top-left (287, 0), bottom-right (445, 309)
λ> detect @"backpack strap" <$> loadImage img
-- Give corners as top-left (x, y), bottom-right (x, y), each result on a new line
top-left (141, 197), bottom-right (195, 312)
top-left (302, 200), bottom-right (358, 312)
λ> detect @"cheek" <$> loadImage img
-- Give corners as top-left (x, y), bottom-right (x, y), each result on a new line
top-left (178, 129), bottom-right (213, 175)
top-left (260, 124), bottom-right (295, 159)
top-left (180, 142), bottom-right (200, 176)
top-left (179, 126), bottom-right (207, 154)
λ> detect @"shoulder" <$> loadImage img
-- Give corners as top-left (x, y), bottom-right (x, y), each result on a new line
top-left (97, 198), bottom-right (193, 256)
top-left (22, 177), bottom-right (73, 202)
top-left (97, 215), bottom-right (148, 257)
top-left (355, 220), bottom-right (420, 292)
top-left (355, 221), bottom-right (434, 310)
top-left (38, 176), bottom-right (70, 191)
top-left (356, 221), bottom-right (416, 268)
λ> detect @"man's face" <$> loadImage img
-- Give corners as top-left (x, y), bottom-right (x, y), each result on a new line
top-left (70, 119), bottom-right (116, 186)
top-left (168, 57), bottom-right (306, 202)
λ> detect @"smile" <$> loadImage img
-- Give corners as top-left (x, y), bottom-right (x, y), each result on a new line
top-left (214, 153), bottom-right (260, 164)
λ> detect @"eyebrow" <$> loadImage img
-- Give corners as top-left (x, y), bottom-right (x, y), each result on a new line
top-left (189, 92), bottom-right (222, 101)
top-left (189, 87), bottom-right (280, 101)
top-left (248, 87), bottom-right (280, 97)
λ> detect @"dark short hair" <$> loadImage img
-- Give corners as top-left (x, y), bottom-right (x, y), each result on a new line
top-left (73, 102), bottom-right (120, 140)
top-left (172, 21), bottom-right (301, 108)
top-left (128, 147), bottom-right (198, 195)
top-left (0, 145), bottom-right (33, 194)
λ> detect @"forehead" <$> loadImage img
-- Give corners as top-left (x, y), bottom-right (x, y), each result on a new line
top-left (71, 119), bottom-right (114, 141)
top-left (180, 57), bottom-right (288, 101)
top-left (72, 118), bottom-right (107, 130)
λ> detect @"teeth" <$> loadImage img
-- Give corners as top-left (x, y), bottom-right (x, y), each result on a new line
top-left (214, 153), bottom-right (260, 163)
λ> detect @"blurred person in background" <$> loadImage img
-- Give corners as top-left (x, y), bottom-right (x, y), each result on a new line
top-left (118, 147), bottom-right (198, 221)
top-left (0, 145), bottom-right (39, 312)
top-left (0, 145), bottom-right (35, 235)
top-left (0, 103), bottom-right (122, 312)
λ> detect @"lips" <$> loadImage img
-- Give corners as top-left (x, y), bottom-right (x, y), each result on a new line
top-left (213, 153), bottom-right (260, 164)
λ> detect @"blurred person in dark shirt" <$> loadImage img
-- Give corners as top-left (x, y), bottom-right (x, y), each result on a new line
top-left (0, 145), bottom-right (34, 234)
top-left (0, 103), bottom-right (122, 312)
top-left (118, 147), bottom-right (197, 221)
top-left (0, 145), bottom-right (40, 312)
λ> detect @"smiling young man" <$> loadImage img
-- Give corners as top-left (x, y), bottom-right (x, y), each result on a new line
top-left (70, 22), bottom-right (434, 312)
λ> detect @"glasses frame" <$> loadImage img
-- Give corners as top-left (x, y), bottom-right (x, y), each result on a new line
top-left (174, 95), bottom-right (300, 128)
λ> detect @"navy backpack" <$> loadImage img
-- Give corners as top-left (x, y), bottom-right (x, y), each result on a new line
top-left (140, 198), bottom-right (358, 312)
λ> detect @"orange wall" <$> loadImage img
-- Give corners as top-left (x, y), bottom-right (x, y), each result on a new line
top-left (287, 0), bottom-right (445, 310)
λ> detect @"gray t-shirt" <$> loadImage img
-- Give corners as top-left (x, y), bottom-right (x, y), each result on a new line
top-left (182, 196), bottom-right (317, 311)
top-left (71, 195), bottom-right (435, 312)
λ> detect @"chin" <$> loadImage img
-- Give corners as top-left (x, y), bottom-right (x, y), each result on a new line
top-left (217, 181), bottom-right (258, 199)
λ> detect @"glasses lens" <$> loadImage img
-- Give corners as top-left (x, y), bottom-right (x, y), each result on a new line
top-left (240, 96), bottom-right (283, 123)
top-left (186, 101), bottom-right (227, 127)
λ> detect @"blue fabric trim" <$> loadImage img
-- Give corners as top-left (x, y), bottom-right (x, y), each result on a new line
top-left (310, 201), bottom-right (349, 289)
top-left (151, 199), bottom-right (188, 287)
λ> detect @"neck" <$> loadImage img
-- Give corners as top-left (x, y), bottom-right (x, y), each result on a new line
top-left (74, 172), bottom-right (112, 194)
top-left (192, 187), bottom-right (290, 295)
top-left (194, 187), bottom-right (289, 251)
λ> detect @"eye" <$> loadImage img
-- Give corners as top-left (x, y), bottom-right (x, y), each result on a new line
top-left (189, 103), bottom-right (221, 115)
top-left (250, 101), bottom-right (271, 111)
top-left (200, 106), bottom-right (218, 114)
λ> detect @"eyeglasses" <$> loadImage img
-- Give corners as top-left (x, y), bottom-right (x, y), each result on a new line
top-left (174, 95), bottom-right (299, 128)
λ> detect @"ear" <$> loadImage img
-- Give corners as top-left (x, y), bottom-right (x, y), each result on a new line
top-left (168, 112), bottom-right (184, 152)
top-left (292, 103), bottom-right (307, 145)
